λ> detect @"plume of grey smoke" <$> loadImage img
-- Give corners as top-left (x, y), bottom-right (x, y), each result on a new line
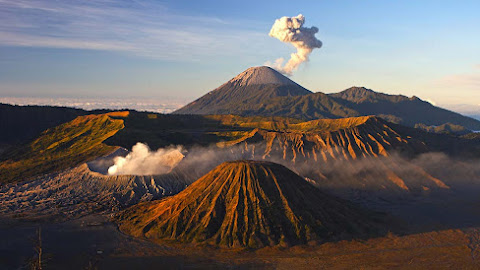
top-left (108, 143), bottom-right (185, 175)
top-left (267, 14), bottom-right (322, 75)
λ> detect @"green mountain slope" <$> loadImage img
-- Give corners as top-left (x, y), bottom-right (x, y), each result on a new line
top-left (3, 109), bottom-right (480, 186)
top-left (0, 112), bottom-right (127, 184)
top-left (0, 103), bottom-right (88, 145)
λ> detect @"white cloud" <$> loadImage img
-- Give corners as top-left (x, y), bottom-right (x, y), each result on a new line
top-left (425, 99), bottom-right (437, 106)
top-left (108, 143), bottom-right (185, 175)
top-left (436, 65), bottom-right (480, 89)
top-left (0, 0), bottom-right (263, 60)
top-left (0, 31), bottom-right (135, 51)
top-left (0, 96), bottom-right (189, 113)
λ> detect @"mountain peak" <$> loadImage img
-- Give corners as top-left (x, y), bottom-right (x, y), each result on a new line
top-left (330, 86), bottom-right (389, 103)
top-left (341, 86), bottom-right (375, 96)
top-left (174, 66), bottom-right (311, 115)
top-left (228, 66), bottom-right (297, 87)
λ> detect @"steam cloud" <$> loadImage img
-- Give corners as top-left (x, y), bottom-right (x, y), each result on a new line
top-left (108, 143), bottom-right (185, 175)
top-left (105, 141), bottom-right (480, 198)
top-left (99, 140), bottom-right (480, 230)
top-left (175, 144), bottom-right (480, 195)
top-left (268, 14), bottom-right (322, 75)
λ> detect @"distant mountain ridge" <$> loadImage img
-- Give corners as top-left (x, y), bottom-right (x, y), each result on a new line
top-left (0, 112), bottom-right (127, 184)
top-left (0, 103), bottom-right (88, 145)
top-left (328, 87), bottom-right (480, 129)
top-left (329, 86), bottom-right (413, 103)
top-left (175, 67), bottom-right (480, 130)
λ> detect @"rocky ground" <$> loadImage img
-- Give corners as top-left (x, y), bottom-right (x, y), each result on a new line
top-left (2, 153), bottom-right (480, 268)
top-left (2, 213), bottom-right (480, 269)
top-left (0, 214), bottom-right (257, 269)
top-left (0, 163), bottom-right (195, 222)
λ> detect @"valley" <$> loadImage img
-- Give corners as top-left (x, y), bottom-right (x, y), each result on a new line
top-left (2, 213), bottom-right (480, 269)
top-left (2, 1), bottom-right (479, 268)
top-left (1, 67), bottom-right (480, 269)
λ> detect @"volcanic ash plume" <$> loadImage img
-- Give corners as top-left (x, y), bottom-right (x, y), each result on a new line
top-left (268, 14), bottom-right (322, 75)
top-left (108, 143), bottom-right (184, 175)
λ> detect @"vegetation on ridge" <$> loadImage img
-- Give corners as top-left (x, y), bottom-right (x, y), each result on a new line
top-left (0, 112), bottom-right (127, 184)
top-left (0, 103), bottom-right (88, 145)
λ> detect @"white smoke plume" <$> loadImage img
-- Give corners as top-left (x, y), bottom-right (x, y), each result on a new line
top-left (268, 14), bottom-right (322, 75)
top-left (108, 143), bottom-right (185, 175)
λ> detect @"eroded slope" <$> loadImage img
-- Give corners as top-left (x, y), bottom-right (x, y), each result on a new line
top-left (117, 161), bottom-right (388, 248)
top-left (0, 112), bottom-right (128, 184)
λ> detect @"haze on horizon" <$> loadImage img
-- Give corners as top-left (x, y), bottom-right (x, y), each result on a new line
top-left (0, 0), bottom-right (479, 114)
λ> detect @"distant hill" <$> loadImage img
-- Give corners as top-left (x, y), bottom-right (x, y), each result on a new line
top-left (328, 87), bottom-right (480, 129)
top-left (0, 103), bottom-right (88, 145)
top-left (414, 122), bottom-right (470, 135)
top-left (467, 114), bottom-right (480, 122)
top-left (3, 110), bottom-right (479, 188)
top-left (174, 67), bottom-right (480, 130)
top-left (107, 113), bottom-right (473, 195)
top-left (0, 112), bottom-right (127, 184)
top-left (116, 160), bottom-right (389, 248)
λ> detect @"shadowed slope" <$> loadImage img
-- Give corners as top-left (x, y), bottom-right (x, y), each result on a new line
top-left (219, 116), bottom-right (427, 161)
top-left (216, 116), bottom-right (450, 193)
top-left (174, 66), bottom-right (312, 115)
top-left (176, 69), bottom-right (480, 129)
top-left (116, 161), bottom-right (388, 248)
top-left (0, 103), bottom-right (88, 145)
top-left (329, 87), bottom-right (480, 129)
top-left (0, 112), bottom-right (128, 183)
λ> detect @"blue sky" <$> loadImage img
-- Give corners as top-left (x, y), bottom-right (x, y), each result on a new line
top-left (0, 0), bottom-right (479, 109)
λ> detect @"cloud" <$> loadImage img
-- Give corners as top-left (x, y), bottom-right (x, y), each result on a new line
top-left (436, 65), bottom-right (480, 89)
top-left (267, 14), bottom-right (322, 75)
top-left (108, 143), bottom-right (185, 175)
top-left (0, 31), bottom-right (134, 51)
top-left (0, 0), bottom-right (263, 60)
top-left (103, 140), bottom-right (480, 197)
top-left (0, 96), bottom-right (188, 113)
top-left (425, 99), bottom-right (437, 106)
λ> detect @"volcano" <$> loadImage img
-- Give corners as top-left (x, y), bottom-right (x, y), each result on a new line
top-left (116, 160), bottom-right (388, 248)
top-left (174, 66), bottom-right (312, 115)
top-left (174, 67), bottom-right (480, 130)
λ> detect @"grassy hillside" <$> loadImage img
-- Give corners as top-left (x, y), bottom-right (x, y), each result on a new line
top-left (0, 112), bottom-right (127, 184)
top-left (106, 112), bottom-right (307, 149)
top-left (0, 103), bottom-right (88, 145)
top-left (105, 113), bottom-right (384, 149)
top-left (105, 111), bottom-right (480, 158)
top-left (3, 109), bottom-right (480, 184)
